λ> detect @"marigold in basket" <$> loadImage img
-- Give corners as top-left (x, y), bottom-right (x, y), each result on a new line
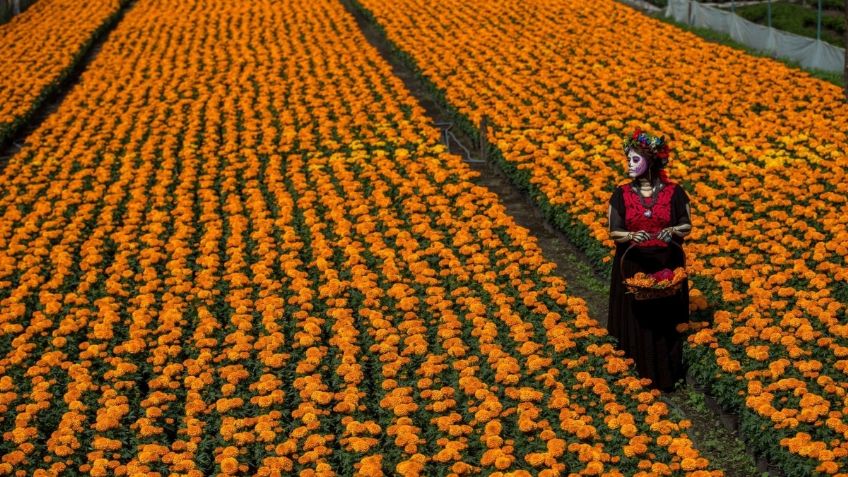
top-left (625, 267), bottom-right (687, 289)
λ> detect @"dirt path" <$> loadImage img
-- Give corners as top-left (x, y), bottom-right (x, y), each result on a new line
top-left (468, 161), bottom-right (612, 324)
top-left (340, 0), bottom-right (611, 323)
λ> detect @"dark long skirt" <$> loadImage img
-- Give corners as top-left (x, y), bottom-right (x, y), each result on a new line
top-left (608, 244), bottom-right (689, 391)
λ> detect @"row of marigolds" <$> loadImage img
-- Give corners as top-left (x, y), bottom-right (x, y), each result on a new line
top-left (0, 0), bottom-right (717, 475)
top-left (0, 0), bottom-right (129, 146)
top-left (355, 0), bottom-right (848, 474)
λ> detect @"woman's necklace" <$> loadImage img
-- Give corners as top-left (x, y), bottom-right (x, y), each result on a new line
top-left (634, 180), bottom-right (662, 218)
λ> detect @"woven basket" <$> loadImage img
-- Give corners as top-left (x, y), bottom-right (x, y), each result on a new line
top-left (620, 239), bottom-right (686, 301)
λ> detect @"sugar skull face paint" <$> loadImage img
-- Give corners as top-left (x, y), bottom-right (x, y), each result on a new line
top-left (627, 150), bottom-right (648, 178)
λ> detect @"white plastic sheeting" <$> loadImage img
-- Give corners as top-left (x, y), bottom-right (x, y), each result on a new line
top-left (1, 0), bottom-right (38, 23)
top-left (665, 0), bottom-right (845, 73)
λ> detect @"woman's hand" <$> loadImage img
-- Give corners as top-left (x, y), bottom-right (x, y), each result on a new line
top-left (658, 224), bottom-right (691, 242)
top-left (628, 230), bottom-right (651, 243)
top-left (656, 227), bottom-right (675, 242)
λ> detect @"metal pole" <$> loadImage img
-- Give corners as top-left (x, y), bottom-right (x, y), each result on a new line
top-left (817, 0), bottom-right (822, 41)
top-left (767, 0), bottom-right (772, 29)
top-left (731, 0), bottom-right (735, 14)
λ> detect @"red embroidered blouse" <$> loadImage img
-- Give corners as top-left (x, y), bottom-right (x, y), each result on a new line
top-left (609, 181), bottom-right (689, 248)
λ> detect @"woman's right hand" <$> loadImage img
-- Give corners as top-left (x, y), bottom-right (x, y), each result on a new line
top-left (629, 230), bottom-right (651, 243)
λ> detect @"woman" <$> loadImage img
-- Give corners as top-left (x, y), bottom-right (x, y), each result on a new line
top-left (607, 128), bottom-right (692, 392)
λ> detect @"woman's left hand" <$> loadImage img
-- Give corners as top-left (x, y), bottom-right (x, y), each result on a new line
top-left (656, 227), bottom-right (675, 242)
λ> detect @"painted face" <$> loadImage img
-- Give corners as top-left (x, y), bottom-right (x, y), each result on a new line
top-left (627, 150), bottom-right (648, 178)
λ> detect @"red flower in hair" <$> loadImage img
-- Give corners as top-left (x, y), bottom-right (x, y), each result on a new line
top-left (656, 144), bottom-right (670, 159)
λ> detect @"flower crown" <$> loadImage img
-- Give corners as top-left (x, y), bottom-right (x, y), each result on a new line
top-left (622, 128), bottom-right (670, 166)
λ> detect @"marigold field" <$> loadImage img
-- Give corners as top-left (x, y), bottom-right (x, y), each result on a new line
top-left (0, 0), bottom-right (128, 146)
top-left (356, 0), bottom-right (848, 474)
top-left (0, 0), bottom-right (727, 476)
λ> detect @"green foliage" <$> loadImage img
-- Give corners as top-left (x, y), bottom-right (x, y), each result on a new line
top-left (661, 384), bottom-right (764, 476)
